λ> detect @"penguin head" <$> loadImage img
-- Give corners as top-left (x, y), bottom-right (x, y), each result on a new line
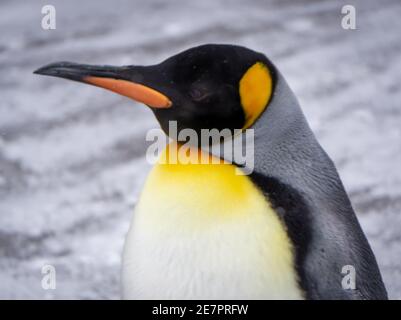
top-left (34, 44), bottom-right (275, 137)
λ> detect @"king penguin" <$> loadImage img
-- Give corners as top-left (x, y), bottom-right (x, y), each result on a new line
top-left (34, 44), bottom-right (388, 300)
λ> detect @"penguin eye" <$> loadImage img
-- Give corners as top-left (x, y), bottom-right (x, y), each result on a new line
top-left (189, 87), bottom-right (206, 101)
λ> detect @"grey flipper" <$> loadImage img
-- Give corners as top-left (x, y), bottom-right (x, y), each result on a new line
top-left (234, 69), bottom-right (387, 299)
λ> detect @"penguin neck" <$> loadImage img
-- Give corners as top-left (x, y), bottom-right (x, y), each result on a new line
top-left (193, 73), bottom-right (320, 178)
top-left (254, 71), bottom-right (313, 151)
top-left (244, 71), bottom-right (334, 188)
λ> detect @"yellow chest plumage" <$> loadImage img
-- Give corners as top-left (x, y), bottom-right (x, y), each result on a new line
top-left (122, 144), bottom-right (303, 299)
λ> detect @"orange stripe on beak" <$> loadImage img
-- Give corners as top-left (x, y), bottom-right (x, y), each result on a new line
top-left (85, 76), bottom-right (172, 109)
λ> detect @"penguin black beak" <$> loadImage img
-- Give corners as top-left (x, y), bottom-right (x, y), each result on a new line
top-left (33, 62), bottom-right (172, 109)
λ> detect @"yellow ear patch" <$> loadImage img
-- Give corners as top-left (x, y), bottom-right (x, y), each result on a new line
top-left (239, 62), bottom-right (272, 128)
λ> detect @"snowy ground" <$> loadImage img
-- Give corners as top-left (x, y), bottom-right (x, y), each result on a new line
top-left (0, 0), bottom-right (400, 299)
